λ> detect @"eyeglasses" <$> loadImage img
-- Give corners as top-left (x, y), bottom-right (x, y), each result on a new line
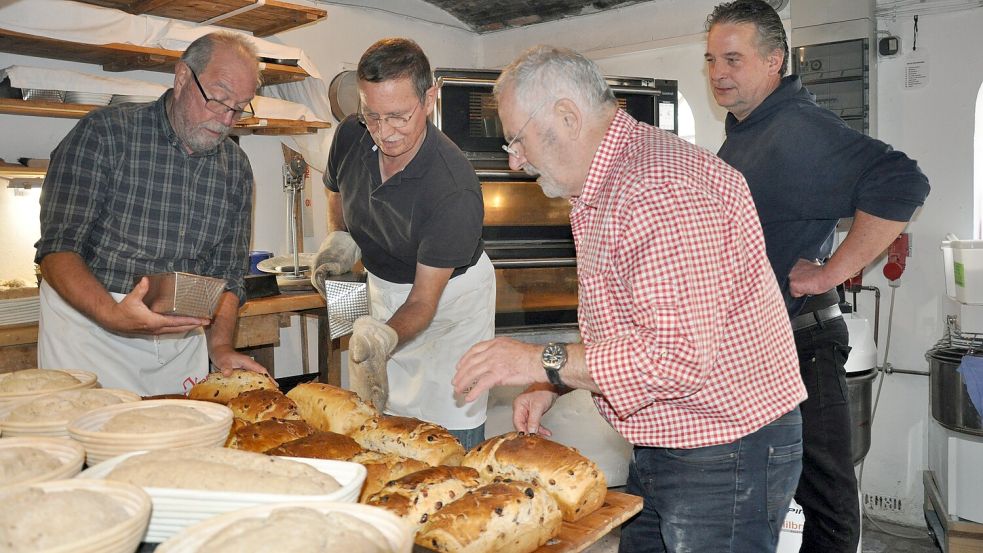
top-left (189, 68), bottom-right (254, 120)
top-left (502, 98), bottom-right (550, 157)
top-left (357, 101), bottom-right (421, 130)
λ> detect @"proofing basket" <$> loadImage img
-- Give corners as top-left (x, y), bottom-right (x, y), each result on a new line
top-left (320, 273), bottom-right (369, 339)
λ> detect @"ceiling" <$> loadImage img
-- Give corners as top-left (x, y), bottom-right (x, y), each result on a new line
top-left (422, 0), bottom-right (654, 33)
top-left (321, 0), bottom-right (791, 34)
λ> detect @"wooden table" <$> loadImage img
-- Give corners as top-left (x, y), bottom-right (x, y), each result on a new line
top-left (235, 290), bottom-right (343, 385)
top-left (0, 288), bottom-right (341, 383)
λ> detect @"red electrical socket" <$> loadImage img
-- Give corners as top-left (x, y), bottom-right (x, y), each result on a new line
top-left (883, 233), bottom-right (910, 281)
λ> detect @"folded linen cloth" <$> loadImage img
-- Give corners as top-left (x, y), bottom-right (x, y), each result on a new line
top-left (957, 354), bottom-right (983, 418)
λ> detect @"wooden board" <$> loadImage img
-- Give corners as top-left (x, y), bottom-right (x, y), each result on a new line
top-left (0, 28), bottom-right (308, 85)
top-left (414, 490), bottom-right (641, 553)
top-left (74, 0), bottom-right (326, 37)
top-left (543, 491), bottom-right (641, 553)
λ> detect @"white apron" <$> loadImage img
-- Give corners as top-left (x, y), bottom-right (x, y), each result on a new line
top-left (37, 280), bottom-right (208, 396)
top-left (367, 253), bottom-right (495, 430)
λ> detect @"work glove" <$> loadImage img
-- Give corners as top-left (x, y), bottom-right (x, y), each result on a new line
top-left (348, 316), bottom-right (397, 412)
top-left (311, 231), bottom-right (361, 294)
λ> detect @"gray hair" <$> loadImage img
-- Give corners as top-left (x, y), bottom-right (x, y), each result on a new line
top-left (180, 32), bottom-right (261, 87)
top-left (706, 0), bottom-right (789, 75)
top-left (494, 45), bottom-right (615, 116)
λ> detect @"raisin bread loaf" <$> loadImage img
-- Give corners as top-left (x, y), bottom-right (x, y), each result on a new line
top-left (225, 419), bottom-right (315, 453)
top-left (348, 450), bottom-right (429, 503)
top-left (462, 431), bottom-right (606, 522)
top-left (286, 383), bottom-right (377, 436)
top-left (415, 480), bottom-right (562, 553)
top-left (188, 370), bottom-right (278, 405)
top-left (266, 431), bottom-right (363, 460)
top-left (227, 389), bottom-right (302, 423)
top-left (352, 416), bottom-right (465, 466)
top-left (365, 465), bottom-right (481, 530)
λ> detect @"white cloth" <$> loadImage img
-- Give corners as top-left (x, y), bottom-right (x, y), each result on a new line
top-left (37, 280), bottom-right (208, 396)
top-left (366, 253), bottom-right (495, 430)
top-left (0, 0), bottom-right (321, 79)
top-left (1, 65), bottom-right (167, 96)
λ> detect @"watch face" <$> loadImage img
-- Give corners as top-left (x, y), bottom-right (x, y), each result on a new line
top-left (542, 343), bottom-right (567, 370)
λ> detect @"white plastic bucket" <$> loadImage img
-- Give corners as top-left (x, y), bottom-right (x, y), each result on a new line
top-left (941, 238), bottom-right (983, 305)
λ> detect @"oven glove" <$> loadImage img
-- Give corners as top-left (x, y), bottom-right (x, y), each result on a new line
top-left (311, 231), bottom-right (361, 294)
top-left (348, 316), bottom-right (397, 412)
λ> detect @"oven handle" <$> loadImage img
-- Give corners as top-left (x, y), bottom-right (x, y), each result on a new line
top-left (491, 258), bottom-right (577, 269)
top-left (436, 76), bottom-right (495, 88)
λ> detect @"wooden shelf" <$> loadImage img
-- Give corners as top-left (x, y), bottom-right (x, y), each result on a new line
top-left (72, 0), bottom-right (326, 37)
top-left (0, 28), bottom-right (310, 86)
top-left (0, 98), bottom-right (330, 134)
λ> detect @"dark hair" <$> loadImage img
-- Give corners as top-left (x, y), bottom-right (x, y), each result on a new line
top-left (706, 0), bottom-right (788, 75)
top-left (180, 32), bottom-right (260, 87)
top-left (357, 38), bottom-right (433, 100)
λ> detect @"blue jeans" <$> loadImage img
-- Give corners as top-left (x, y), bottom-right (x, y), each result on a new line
top-left (449, 423), bottom-right (485, 451)
top-left (793, 316), bottom-right (860, 553)
top-left (619, 408), bottom-right (803, 553)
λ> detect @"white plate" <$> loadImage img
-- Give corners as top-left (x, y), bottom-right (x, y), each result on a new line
top-left (0, 478), bottom-right (151, 553)
top-left (77, 451), bottom-right (366, 543)
top-left (0, 437), bottom-right (86, 489)
top-left (156, 500), bottom-right (412, 553)
top-left (257, 253), bottom-right (316, 274)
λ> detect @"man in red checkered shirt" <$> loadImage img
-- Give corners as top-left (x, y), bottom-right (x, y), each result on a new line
top-left (453, 45), bottom-right (807, 552)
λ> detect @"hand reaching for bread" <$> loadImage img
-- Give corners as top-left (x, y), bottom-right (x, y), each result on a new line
top-left (349, 317), bottom-right (397, 412)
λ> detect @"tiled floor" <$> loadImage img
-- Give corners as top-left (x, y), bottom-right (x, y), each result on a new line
top-left (583, 516), bottom-right (942, 552)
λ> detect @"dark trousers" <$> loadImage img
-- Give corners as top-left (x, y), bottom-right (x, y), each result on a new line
top-left (793, 316), bottom-right (860, 552)
top-left (618, 408), bottom-right (802, 552)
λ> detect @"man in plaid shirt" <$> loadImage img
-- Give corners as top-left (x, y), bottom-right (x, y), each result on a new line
top-left (35, 33), bottom-right (267, 396)
top-left (454, 45), bottom-right (807, 552)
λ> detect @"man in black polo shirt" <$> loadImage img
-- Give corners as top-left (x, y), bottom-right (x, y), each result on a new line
top-left (312, 38), bottom-right (495, 450)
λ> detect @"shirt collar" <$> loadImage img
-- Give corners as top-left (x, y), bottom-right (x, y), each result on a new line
top-left (725, 75), bottom-right (804, 133)
top-left (578, 109), bottom-right (638, 208)
top-left (358, 118), bottom-right (438, 186)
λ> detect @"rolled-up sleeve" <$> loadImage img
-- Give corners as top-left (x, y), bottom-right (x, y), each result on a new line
top-left (35, 116), bottom-right (109, 262)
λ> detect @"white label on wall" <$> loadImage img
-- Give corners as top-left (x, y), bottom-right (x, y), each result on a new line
top-left (904, 51), bottom-right (929, 90)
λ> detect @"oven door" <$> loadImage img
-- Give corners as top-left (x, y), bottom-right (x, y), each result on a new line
top-left (481, 176), bottom-right (579, 330)
top-left (435, 75), bottom-right (504, 162)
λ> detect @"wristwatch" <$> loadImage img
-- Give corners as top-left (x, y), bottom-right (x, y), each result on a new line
top-left (542, 342), bottom-right (568, 388)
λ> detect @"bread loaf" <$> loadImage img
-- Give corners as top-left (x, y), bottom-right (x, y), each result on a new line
top-left (365, 465), bottom-right (481, 530)
top-left (227, 389), bottom-right (302, 423)
top-left (0, 447), bottom-right (61, 487)
top-left (352, 416), bottom-right (465, 466)
top-left (265, 431), bottom-right (363, 460)
top-left (286, 382), bottom-right (376, 436)
top-left (105, 447), bottom-right (340, 495)
top-left (0, 488), bottom-right (128, 552)
top-left (225, 419), bottom-right (315, 453)
top-left (348, 450), bottom-right (429, 503)
top-left (415, 480), bottom-right (562, 553)
top-left (188, 370), bottom-right (278, 405)
top-left (101, 404), bottom-right (212, 433)
top-left (0, 369), bottom-right (80, 392)
top-left (462, 431), bottom-right (606, 522)
top-left (200, 507), bottom-right (389, 553)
